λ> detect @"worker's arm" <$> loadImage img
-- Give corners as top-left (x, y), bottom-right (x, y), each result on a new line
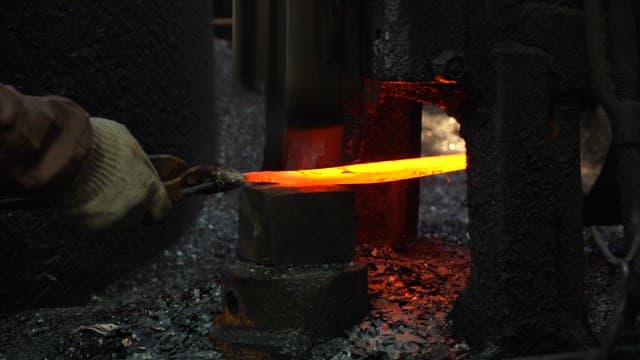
top-left (0, 84), bottom-right (171, 231)
top-left (0, 84), bottom-right (92, 193)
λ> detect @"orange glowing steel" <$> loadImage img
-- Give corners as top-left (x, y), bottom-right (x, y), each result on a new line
top-left (244, 153), bottom-right (467, 186)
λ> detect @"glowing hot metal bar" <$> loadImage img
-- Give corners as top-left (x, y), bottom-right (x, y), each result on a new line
top-left (244, 153), bottom-right (467, 186)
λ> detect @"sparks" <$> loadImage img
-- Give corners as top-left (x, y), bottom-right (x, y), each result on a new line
top-left (244, 153), bottom-right (467, 186)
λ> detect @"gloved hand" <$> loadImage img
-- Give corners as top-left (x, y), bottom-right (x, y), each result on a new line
top-left (54, 117), bottom-right (172, 232)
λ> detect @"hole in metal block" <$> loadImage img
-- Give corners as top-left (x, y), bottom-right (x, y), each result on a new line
top-left (225, 289), bottom-right (239, 315)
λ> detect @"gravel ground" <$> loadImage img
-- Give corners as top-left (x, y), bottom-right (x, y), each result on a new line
top-left (0, 39), bottom-right (623, 360)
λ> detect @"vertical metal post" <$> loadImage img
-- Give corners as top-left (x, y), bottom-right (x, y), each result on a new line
top-left (234, 0), bottom-right (362, 169)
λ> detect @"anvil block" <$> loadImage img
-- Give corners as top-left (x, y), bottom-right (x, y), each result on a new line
top-left (238, 185), bottom-right (356, 265)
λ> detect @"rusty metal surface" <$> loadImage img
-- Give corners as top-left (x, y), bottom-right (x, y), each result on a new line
top-left (216, 261), bottom-right (367, 336)
top-left (211, 261), bottom-right (368, 358)
top-left (345, 81), bottom-right (423, 248)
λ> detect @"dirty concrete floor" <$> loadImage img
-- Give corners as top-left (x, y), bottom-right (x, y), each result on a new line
top-left (0, 39), bottom-right (622, 360)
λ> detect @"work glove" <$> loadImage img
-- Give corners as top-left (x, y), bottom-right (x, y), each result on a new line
top-left (54, 117), bottom-right (172, 232)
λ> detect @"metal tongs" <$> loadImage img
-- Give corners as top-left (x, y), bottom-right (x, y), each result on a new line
top-left (148, 155), bottom-right (245, 203)
top-left (0, 155), bottom-right (246, 210)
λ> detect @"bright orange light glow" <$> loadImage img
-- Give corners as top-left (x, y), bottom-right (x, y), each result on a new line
top-left (244, 153), bottom-right (467, 186)
top-left (434, 75), bottom-right (458, 84)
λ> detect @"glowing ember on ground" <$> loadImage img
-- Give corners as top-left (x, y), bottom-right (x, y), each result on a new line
top-left (434, 75), bottom-right (458, 84)
top-left (244, 154), bottom-right (466, 186)
top-left (317, 241), bottom-right (471, 359)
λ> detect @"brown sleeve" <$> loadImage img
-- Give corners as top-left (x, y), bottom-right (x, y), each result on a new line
top-left (0, 84), bottom-right (93, 193)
